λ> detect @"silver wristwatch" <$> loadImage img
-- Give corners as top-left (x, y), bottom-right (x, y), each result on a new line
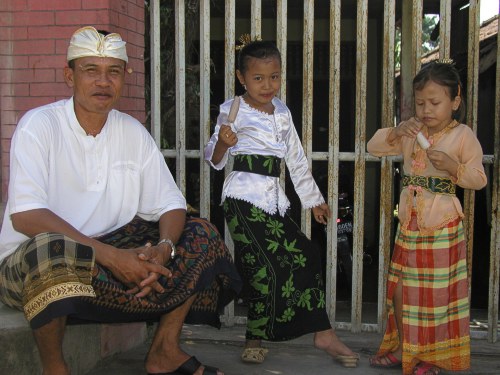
top-left (157, 238), bottom-right (176, 258)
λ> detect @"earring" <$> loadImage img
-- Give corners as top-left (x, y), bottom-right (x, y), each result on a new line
top-left (243, 84), bottom-right (247, 91)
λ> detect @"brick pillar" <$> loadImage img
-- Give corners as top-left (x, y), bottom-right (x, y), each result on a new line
top-left (0, 0), bottom-right (146, 201)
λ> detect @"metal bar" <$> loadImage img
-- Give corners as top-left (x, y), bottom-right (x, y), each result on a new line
top-left (150, 0), bottom-right (161, 148)
top-left (175, 0), bottom-right (186, 193)
top-left (251, 0), bottom-right (262, 40)
top-left (351, 0), bottom-right (368, 333)
top-left (465, 0), bottom-right (481, 305)
top-left (276, 0), bottom-right (287, 102)
top-left (326, 0), bottom-right (341, 323)
top-left (439, 0), bottom-right (451, 59)
top-left (400, 0), bottom-right (422, 119)
top-left (276, 0), bottom-right (287, 193)
top-left (225, 0), bottom-right (236, 100)
top-left (223, 0), bottom-right (237, 326)
top-left (199, 0), bottom-right (211, 218)
top-left (301, 0), bottom-right (314, 236)
top-left (488, 7), bottom-right (500, 343)
top-left (377, 0), bottom-right (396, 333)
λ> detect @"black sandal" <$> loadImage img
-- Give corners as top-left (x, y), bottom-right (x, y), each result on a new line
top-left (148, 356), bottom-right (219, 375)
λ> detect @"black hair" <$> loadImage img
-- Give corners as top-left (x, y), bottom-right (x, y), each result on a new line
top-left (413, 60), bottom-right (465, 122)
top-left (237, 40), bottom-right (281, 74)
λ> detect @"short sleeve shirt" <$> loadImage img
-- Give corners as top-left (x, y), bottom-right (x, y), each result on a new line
top-left (0, 98), bottom-right (186, 261)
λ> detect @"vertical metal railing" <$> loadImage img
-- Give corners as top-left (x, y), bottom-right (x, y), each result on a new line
top-left (175, 0), bottom-right (187, 196)
top-left (488, 10), bottom-right (500, 343)
top-left (326, 0), bottom-right (341, 325)
top-left (301, 1), bottom-right (314, 236)
top-left (222, 0), bottom-right (237, 326)
top-left (377, 0), bottom-right (396, 333)
top-left (199, 0), bottom-right (211, 218)
top-left (149, 0), bottom-right (499, 342)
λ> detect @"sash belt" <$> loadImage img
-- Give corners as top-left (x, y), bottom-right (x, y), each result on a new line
top-left (402, 175), bottom-right (456, 195)
top-left (233, 154), bottom-right (281, 177)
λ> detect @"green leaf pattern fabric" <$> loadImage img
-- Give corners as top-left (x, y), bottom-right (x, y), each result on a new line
top-left (223, 197), bottom-right (331, 341)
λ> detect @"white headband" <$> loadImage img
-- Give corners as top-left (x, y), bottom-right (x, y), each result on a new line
top-left (67, 26), bottom-right (128, 63)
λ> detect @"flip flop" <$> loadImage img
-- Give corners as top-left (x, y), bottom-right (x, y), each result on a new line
top-left (412, 362), bottom-right (441, 375)
top-left (369, 352), bottom-right (402, 368)
top-left (333, 353), bottom-right (360, 368)
top-left (241, 347), bottom-right (269, 364)
top-left (148, 356), bottom-right (219, 375)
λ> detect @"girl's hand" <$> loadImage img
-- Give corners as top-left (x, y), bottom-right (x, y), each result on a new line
top-left (312, 203), bottom-right (331, 225)
top-left (218, 124), bottom-right (238, 147)
top-left (426, 149), bottom-right (459, 177)
top-left (392, 117), bottom-right (423, 139)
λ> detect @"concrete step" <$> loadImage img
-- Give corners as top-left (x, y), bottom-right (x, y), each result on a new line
top-left (0, 303), bottom-right (149, 375)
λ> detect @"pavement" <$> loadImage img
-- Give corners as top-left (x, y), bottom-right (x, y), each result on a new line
top-left (86, 324), bottom-right (500, 375)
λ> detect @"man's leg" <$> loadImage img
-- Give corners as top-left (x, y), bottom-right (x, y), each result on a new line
top-left (32, 316), bottom-right (70, 375)
top-left (144, 295), bottom-right (222, 375)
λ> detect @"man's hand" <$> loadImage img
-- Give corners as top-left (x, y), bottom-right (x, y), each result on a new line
top-left (107, 245), bottom-right (172, 298)
top-left (130, 243), bottom-right (174, 297)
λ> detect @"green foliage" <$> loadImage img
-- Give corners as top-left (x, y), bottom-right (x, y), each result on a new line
top-left (144, 1), bottom-right (202, 150)
top-left (395, 15), bottom-right (439, 70)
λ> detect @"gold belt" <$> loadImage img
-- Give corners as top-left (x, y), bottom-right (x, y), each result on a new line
top-left (402, 175), bottom-right (456, 195)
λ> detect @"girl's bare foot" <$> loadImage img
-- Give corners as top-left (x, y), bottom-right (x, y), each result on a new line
top-left (313, 329), bottom-right (357, 357)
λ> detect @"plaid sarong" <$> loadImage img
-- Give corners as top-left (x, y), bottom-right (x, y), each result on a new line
top-left (0, 216), bottom-right (241, 329)
top-left (375, 212), bottom-right (470, 374)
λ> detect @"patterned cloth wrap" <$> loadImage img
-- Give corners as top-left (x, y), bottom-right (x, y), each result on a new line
top-left (0, 216), bottom-right (242, 329)
top-left (223, 153), bottom-right (332, 341)
top-left (232, 154), bottom-right (281, 177)
top-left (402, 175), bottom-right (456, 195)
top-left (376, 212), bottom-right (470, 374)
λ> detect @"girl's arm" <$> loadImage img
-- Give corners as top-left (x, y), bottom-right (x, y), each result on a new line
top-left (282, 110), bottom-right (325, 208)
top-left (427, 127), bottom-right (486, 190)
top-left (204, 102), bottom-right (235, 169)
top-left (367, 118), bottom-right (421, 156)
top-left (210, 125), bottom-right (237, 165)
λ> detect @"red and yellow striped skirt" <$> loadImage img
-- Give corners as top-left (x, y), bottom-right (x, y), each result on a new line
top-left (376, 214), bottom-right (470, 374)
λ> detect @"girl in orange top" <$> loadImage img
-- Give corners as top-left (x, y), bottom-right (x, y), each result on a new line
top-left (367, 61), bottom-right (487, 375)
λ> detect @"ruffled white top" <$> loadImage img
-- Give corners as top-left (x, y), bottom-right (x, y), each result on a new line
top-left (204, 96), bottom-right (324, 216)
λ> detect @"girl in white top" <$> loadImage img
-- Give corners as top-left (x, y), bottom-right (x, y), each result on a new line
top-left (204, 37), bottom-right (358, 368)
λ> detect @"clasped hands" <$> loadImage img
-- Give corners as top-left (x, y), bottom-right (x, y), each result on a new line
top-left (111, 243), bottom-right (173, 298)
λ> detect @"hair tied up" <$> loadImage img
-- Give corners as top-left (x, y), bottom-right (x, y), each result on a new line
top-left (436, 58), bottom-right (455, 65)
top-left (236, 33), bottom-right (262, 51)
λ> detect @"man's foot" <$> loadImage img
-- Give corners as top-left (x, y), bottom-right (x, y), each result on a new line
top-left (147, 356), bottom-right (222, 375)
top-left (369, 352), bottom-right (402, 368)
top-left (41, 362), bottom-right (70, 375)
top-left (146, 350), bottom-right (223, 375)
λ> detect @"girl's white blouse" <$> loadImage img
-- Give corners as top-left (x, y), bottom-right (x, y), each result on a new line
top-left (204, 96), bottom-right (324, 216)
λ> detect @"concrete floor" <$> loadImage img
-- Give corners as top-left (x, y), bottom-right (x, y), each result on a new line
top-left (86, 324), bottom-right (500, 375)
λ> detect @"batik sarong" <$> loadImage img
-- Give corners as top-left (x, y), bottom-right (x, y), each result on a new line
top-left (223, 197), bottom-right (332, 341)
top-left (376, 213), bottom-right (470, 374)
top-left (0, 216), bottom-right (241, 329)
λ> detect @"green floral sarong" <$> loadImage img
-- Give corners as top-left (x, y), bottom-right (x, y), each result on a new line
top-left (224, 197), bottom-right (332, 341)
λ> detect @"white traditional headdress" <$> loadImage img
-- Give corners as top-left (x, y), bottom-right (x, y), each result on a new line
top-left (67, 26), bottom-right (128, 63)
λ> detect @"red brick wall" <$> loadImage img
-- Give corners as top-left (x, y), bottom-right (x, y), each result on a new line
top-left (0, 0), bottom-right (146, 201)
